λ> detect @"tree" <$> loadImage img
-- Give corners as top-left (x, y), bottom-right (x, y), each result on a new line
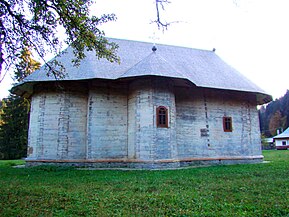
top-left (0, 47), bottom-right (40, 160)
top-left (14, 47), bottom-right (41, 81)
top-left (259, 90), bottom-right (289, 137)
top-left (269, 111), bottom-right (286, 136)
top-left (0, 100), bottom-right (4, 126)
top-left (0, 96), bottom-right (29, 159)
top-left (0, 0), bottom-right (178, 81)
top-left (0, 0), bottom-right (182, 84)
top-left (0, 0), bottom-right (119, 81)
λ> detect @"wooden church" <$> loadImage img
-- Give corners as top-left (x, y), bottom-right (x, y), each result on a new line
top-left (13, 38), bottom-right (272, 169)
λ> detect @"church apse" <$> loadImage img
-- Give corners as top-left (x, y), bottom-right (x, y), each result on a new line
top-left (27, 83), bottom-right (88, 161)
top-left (127, 77), bottom-right (177, 164)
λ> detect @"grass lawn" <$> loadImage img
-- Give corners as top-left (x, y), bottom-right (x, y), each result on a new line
top-left (0, 151), bottom-right (288, 217)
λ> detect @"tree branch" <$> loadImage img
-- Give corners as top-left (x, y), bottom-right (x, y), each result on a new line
top-left (0, 0), bottom-right (118, 82)
top-left (152, 0), bottom-right (179, 31)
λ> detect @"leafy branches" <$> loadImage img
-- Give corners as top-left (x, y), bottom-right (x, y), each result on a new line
top-left (0, 0), bottom-right (118, 80)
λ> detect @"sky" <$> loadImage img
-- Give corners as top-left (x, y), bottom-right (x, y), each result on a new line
top-left (1, 0), bottom-right (288, 100)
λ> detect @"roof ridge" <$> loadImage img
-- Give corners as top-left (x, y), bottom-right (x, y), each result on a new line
top-left (119, 51), bottom-right (186, 79)
top-left (108, 37), bottom-right (213, 53)
top-left (117, 52), bottom-right (153, 78)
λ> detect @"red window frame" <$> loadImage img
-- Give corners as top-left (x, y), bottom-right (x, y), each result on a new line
top-left (156, 106), bottom-right (168, 128)
top-left (223, 117), bottom-right (233, 132)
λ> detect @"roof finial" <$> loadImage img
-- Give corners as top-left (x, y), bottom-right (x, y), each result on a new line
top-left (149, 32), bottom-right (159, 52)
top-left (212, 48), bottom-right (216, 52)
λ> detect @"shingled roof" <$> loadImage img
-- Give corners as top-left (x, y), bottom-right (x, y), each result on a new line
top-left (273, 127), bottom-right (289, 139)
top-left (13, 38), bottom-right (272, 104)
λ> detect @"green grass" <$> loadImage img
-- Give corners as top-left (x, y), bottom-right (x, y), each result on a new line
top-left (0, 151), bottom-right (288, 217)
top-left (0, 159), bottom-right (25, 167)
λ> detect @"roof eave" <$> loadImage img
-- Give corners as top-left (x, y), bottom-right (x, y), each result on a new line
top-left (11, 81), bottom-right (36, 98)
top-left (12, 75), bottom-right (271, 106)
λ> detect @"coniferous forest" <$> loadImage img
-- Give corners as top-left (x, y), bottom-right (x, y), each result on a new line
top-left (259, 90), bottom-right (289, 138)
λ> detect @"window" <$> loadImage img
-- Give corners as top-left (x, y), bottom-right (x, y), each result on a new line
top-left (282, 141), bottom-right (287, 146)
top-left (156, 106), bottom-right (168, 128)
top-left (223, 117), bottom-right (232, 132)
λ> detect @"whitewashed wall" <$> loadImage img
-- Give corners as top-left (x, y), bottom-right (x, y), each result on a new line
top-left (26, 78), bottom-right (263, 166)
top-left (128, 78), bottom-right (177, 161)
top-left (27, 88), bottom-right (87, 160)
top-left (87, 83), bottom-right (128, 159)
top-left (175, 87), bottom-right (262, 159)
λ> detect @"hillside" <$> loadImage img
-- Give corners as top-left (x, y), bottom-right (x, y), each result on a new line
top-left (259, 90), bottom-right (289, 137)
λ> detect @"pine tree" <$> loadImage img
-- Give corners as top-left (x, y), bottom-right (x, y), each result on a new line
top-left (0, 49), bottom-right (40, 159)
top-left (0, 96), bottom-right (29, 159)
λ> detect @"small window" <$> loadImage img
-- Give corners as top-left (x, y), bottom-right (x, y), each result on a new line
top-left (223, 117), bottom-right (232, 132)
top-left (282, 141), bottom-right (287, 146)
top-left (156, 106), bottom-right (168, 128)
